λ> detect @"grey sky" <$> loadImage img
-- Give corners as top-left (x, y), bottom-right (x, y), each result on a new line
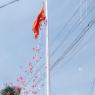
top-left (0, 0), bottom-right (95, 95)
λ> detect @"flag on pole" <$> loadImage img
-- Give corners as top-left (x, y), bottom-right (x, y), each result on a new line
top-left (32, 1), bottom-right (50, 95)
top-left (32, 4), bottom-right (46, 39)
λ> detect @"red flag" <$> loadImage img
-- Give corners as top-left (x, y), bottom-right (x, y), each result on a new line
top-left (32, 4), bottom-right (46, 39)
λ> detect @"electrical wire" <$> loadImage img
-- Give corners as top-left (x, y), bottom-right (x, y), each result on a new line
top-left (0, 0), bottom-right (19, 8)
top-left (50, 17), bottom-right (95, 71)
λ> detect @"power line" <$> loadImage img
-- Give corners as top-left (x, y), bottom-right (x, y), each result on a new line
top-left (0, 0), bottom-right (19, 8)
top-left (50, 17), bottom-right (95, 71)
top-left (50, 2), bottom-right (94, 72)
top-left (50, 0), bottom-right (95, 57)
top-left (49, 0), bottom-right (95, 69)
top-left (49, 0), bottom-right (90, 46)
top-left (55, 25), bottom-right (95, 73)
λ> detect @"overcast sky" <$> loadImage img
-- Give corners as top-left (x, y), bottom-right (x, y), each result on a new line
top-left (0, 0), bottom-right (95, 95)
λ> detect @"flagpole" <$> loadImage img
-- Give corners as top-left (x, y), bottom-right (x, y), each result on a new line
top-left (45, 0), bottom-right (50, 95)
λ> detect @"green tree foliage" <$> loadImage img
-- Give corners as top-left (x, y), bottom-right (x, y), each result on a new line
top-left (0, 86), bottom-right (21, 95)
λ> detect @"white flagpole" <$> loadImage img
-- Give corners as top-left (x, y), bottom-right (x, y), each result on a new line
top-left (45, 0), bottom-right (50, 95)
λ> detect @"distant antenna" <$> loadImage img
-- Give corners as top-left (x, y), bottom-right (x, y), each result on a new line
top-left (0, 0), bottom-right (19, 8)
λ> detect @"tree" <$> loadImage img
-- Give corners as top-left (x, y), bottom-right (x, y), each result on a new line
top-left (0, 86), bottom-right (21, 95)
